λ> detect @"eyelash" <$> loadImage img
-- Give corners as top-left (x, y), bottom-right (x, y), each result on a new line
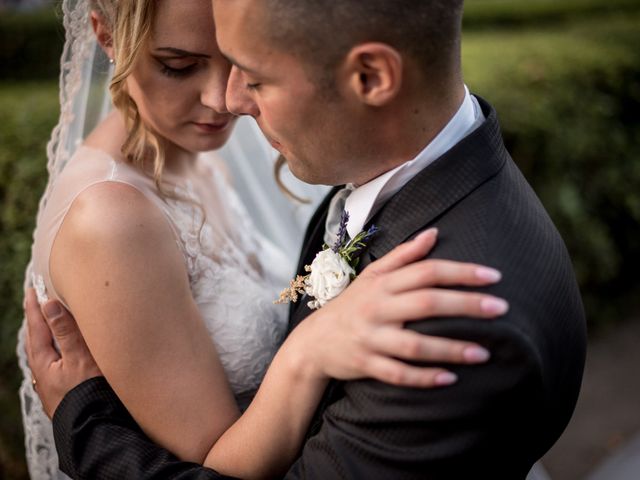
top-left (246, 82), bottom-right (261, 91)
top-left (159, 63), bottom-right (197, 78)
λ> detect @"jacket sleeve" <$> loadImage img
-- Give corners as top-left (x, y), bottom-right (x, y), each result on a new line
top-left (52, 377), bottom-right (238, 480)
top-left (284, 319), bottom-right (545, 480)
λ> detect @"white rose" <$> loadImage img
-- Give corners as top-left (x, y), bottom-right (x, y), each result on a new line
top-left (305, 249), bottom-right (355, 309)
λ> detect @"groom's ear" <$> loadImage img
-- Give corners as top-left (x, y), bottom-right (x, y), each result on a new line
top-left (90, 11), bottom-right (115, 62)
top-left (341, 43), bottom-right (403, 107)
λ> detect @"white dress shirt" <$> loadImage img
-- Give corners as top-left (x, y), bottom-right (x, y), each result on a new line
top-left (342, 86), bottom-right (486, 240)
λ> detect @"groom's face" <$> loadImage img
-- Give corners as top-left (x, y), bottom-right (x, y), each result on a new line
top-left (213, 0), bottom-right (355, 185)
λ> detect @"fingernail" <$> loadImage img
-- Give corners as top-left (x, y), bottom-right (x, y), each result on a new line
top-left (435, 372), bottom-right (458, 386)
top-left (43, 301), bottom-right (62, 320)
top-left (464, 346), bottom-right (491, 363)
top-left (475, 267), bottom-right (502, 282)
top-left (481, 297), bottom-right (509, 315)
top-left (415, 228), bottom-right (438, 241)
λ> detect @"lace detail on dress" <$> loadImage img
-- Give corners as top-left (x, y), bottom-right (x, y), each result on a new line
top-left (165, 176), bottom-right (288, 405)
top-left (18, 270), bottom-right (69, 480)
top-left (32, 273), bottom-right (49, 304)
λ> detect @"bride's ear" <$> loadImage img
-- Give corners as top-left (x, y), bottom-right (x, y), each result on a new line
top-left (90, 10), bottom-right (115, 62)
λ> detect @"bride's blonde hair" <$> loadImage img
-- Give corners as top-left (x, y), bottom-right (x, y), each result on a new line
top-left (90, 0), bottom-right (167, 191)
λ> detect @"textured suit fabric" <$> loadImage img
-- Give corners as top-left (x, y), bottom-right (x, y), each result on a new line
top-left (52, 377), bottom-right (235, 479)
top-left (52, 97), bottom-right (586, 479)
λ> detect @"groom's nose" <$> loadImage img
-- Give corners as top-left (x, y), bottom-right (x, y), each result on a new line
top-left (226, 66), bottom-right (259, 117)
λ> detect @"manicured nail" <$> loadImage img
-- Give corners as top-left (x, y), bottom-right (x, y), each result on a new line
top-left (415, 228), bottom-right (438, 241)
top-left (435, 372), bottom-right (458, 386)
top-left (464, 346), bottom-right (491, 363)
top-left (475, 267), bottom-right (502, 282)
top-left (43, 301), bottom-right (62, 320)
top-left (481, 297), bottom-right (509, 315)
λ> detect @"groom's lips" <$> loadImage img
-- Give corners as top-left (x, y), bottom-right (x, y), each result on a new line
top-left (192, 120), bottom-right (231, 134)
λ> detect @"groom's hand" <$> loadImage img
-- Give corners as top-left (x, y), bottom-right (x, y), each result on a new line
top-left (25, 288), bottom-right (103, 418)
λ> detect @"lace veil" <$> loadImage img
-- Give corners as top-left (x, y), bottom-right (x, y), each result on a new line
top-left (16, 0), bottom-right (325, 477)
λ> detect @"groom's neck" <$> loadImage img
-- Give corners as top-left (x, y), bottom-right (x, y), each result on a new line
top-left (347, 81), bottom-right (466, 187)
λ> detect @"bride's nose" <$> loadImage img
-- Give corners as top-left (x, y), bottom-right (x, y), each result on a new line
top-left (201, 73), bottom-right (229, 114)
top-left (226, 66), bottom-right (259, 118)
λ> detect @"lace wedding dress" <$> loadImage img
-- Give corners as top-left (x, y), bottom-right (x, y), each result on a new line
top-left (17, 143), bottom-right (292, 479)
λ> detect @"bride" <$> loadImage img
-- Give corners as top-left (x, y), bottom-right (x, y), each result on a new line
top-left (18, 0), bottom-right (507, 478)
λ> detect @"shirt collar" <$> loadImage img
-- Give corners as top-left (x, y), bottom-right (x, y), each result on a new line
top-left (344, 85), bottom-right (485, 239)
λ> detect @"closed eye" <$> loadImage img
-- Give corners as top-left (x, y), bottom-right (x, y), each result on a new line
top-left (159, 62), bottom-right (198, 78)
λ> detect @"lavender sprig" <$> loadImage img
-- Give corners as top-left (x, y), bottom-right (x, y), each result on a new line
top-left (342, 224), bottom-right (380, 262)
top-left (332, 210), bottom-right (350, 253)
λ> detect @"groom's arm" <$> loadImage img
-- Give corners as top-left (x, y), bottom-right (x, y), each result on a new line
top-left (53, 378), bottom-right (236, 480)
top-left (284, 319), bottom-right (544, 479)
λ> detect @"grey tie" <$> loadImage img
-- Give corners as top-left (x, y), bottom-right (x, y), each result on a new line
top-left (324, 185), bottom-right (354, 247)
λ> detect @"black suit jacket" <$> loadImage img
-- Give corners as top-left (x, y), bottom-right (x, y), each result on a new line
top-left (52, 98), bottom-right (587, 479)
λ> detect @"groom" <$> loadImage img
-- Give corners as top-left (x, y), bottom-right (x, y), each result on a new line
top-left (27, 0), bottom-right (586, 478)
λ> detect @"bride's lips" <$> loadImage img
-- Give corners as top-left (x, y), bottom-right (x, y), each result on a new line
top-left (192, 120), bottom-right (231, 134)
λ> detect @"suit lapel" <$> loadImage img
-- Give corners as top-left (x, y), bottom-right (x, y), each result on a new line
top-left (368, 97), bottom-right (508, 258)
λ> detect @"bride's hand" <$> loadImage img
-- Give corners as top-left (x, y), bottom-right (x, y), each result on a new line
top-left (287, 228), bottom-right (507, 388)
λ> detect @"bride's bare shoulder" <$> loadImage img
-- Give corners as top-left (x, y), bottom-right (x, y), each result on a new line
top-left (83, 110), bottom-right (127, 162)
top-left (60, 181), bottom-right (173, 250)
top-left (49, 180), bottom-right (184, 302)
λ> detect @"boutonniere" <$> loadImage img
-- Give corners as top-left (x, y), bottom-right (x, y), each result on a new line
top-left (276, 211), bottom-right (379, 310)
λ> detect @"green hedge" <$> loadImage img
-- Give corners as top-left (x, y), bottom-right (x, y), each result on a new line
top-left (464, 0), bottom-right (640, 28)
top-left (0, 82), bottom-right (57, 480)
top-left (463, 12), bottom-right (640, 325)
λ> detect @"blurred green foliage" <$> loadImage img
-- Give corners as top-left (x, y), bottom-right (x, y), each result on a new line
top-left (463, 0), bottom-right (640, 28)
top-left (0, 0), bottom-right (639, 477)
top-left (0, 82), bottom-right (57, 480)
top-left (0, 8), bottom-right (64, 81)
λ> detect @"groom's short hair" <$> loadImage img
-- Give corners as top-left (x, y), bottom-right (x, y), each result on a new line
top-left (265, 0), bottom-right (464, 84)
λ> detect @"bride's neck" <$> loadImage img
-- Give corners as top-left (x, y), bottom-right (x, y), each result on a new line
top-left (86, 111), bottom-right (197, 177)
top-left (161, 141), bottom-right (197, 177)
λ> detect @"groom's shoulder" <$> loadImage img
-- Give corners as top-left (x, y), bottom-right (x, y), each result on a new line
top-left (435, 154), bottom-right (584, 325)
top-left (427, 154), bottom-right (586, 391)
top-left (437, 153), bottom-right (570, 267)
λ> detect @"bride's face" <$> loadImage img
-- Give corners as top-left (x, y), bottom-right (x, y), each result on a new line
top-left (126, 0), bottom-right (236, 155)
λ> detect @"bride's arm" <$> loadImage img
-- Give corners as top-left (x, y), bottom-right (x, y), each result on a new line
top-left (51, 181), bottom-right (242, 462)
top-left (202, 229), bottom-right (505, 479)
